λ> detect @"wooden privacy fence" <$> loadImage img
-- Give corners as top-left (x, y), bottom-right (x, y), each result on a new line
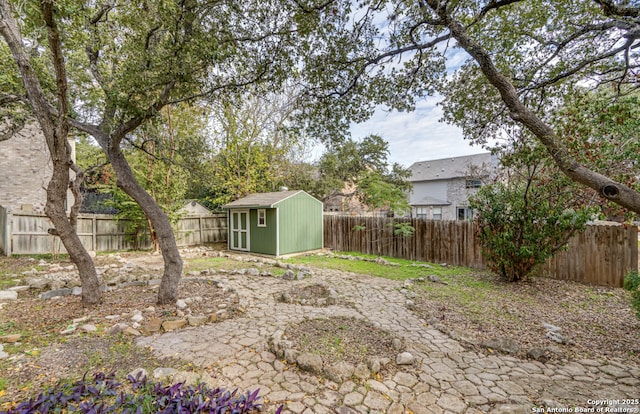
top-left (323, 216), bottom-right (639, 287)
top-left (0, 211), bottom-right (227, 256)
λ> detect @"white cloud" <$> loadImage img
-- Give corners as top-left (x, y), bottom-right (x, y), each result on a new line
top-left (349, 96), bottom-right (486, 167)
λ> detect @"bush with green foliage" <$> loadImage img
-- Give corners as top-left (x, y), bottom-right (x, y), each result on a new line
top-left (5, 371), bottom-right (276, 414)
top-left (469, 146), bottom-right (594, 282)
top-left (624, 271), bottom-right (640, 319)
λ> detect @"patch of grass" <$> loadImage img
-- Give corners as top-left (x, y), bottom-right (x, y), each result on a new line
top-left (285, 251), bottom-right (471, 281)
top-left (0, 257), bottom-right (42, 289)
top-left (418, 272), bottom-right (501, 317)
top-left (624, 271), bottom-right (640, 319)
top-left (285, 316), bottom-right (396, 367)
top-left (0, 321), bottom-right (18, 336)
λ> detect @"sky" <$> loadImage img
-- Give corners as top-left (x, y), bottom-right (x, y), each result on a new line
top-left (348, 95), bottom-right (487, 168)
top-left (317, 14), bottom-right (487, 170)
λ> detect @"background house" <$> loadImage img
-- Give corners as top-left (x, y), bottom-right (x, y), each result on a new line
top-left (222, 190), bottom-right (323, 256)
top-left (0, 123), bottom-right (75, 214)
top-left (181, 200), bottom-right (214, 216)
top-left (408, 153), bottom-right (497, 220)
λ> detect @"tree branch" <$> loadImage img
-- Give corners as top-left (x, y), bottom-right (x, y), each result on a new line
top-left (42, 0), bottom-right (71, 160)
top-left (594, 0), bottom-right (640, 18)
top-left (426, 0), bottom-right (640, 214)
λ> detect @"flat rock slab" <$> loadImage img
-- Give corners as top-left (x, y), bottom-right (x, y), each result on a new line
top-left (0, 334), bottom-right (22, 343)
top-left (0, 290), bottom-right (18, 301)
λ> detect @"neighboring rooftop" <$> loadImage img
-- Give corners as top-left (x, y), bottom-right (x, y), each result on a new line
top-left (222, 190), bottom-right (307, 208)
top-left (409, 153), bottom-right (494, 181)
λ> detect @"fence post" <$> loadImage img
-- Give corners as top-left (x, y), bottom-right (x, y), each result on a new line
top-left (92, 215), bottom-right (97, 252)
top-left (0, 207), bottom-right (10, 256)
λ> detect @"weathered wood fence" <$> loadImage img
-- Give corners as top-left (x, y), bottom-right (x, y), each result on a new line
top-left (0, 211), bottom-right (227, 256)
top-left (2, 210), bottom-right (637, 287)
top-left (323, 216), bottom-right (638, 287)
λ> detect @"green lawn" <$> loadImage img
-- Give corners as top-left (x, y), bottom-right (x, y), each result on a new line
top-left (284, 252), bottom-right (471, 281)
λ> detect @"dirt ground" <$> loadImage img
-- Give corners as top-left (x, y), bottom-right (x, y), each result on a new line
top-left (1, 250), bottom-right (639, 404)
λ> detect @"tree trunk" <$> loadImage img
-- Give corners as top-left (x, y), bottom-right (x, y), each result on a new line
top-left (1, 0), bottom-right (102, 306)
top-left (107, 144), bottom-right (183, 305)
top-left (45, 162), bottom-right (102, 306)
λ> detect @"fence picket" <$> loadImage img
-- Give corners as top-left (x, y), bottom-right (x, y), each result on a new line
top-left (323, 216), bottom-right (637, 287)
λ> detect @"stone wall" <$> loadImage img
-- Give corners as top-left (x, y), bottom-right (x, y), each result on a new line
top-left (445, 178), bottom-right (480, 220)
top-left (0, 124), bottom-right (74, 213)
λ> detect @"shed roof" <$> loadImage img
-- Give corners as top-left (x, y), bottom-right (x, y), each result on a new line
top-left (409, 153), bottom-right (493, 182)
top-left (222, 190), bottom-right (313, 208)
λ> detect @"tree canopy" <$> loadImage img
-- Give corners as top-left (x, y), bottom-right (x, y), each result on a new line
top-left (314, 134), bottom-right (411, 215)
top-left (0, 0), bottom-right (344, 305)
top-left (300, 0), bottom-right (640, 215)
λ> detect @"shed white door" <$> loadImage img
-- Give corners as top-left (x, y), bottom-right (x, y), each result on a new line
top-left (230, 210), bottom-right (249, 251)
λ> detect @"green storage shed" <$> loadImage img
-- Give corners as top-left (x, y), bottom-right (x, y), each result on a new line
top-left (222, 190), bottom-right (323, 256)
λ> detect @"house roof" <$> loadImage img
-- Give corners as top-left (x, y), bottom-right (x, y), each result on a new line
top-left (411, 196), bottom-right (451, 206)
top-left (409, 153), bottom-right (494, 182)
top-left (222, 190), bottom-right (310, 208)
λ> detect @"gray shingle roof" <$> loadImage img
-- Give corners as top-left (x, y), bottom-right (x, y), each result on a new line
top-left (409, 153), bottom-right (493, 182)
top-left (411, 196), bottom-right (451, 206)
top-left (222, 190), bottom-right (305, 208)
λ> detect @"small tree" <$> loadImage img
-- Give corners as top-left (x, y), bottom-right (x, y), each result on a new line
top-left (469, 146), bottom-right (595, 282)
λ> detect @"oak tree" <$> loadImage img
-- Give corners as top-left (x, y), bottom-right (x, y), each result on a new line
top-left (301, 0), bottom-right (640, 215)
top-left (1, 0), bottom-right (337, 304)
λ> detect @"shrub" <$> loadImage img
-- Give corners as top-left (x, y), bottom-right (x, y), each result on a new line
top-left (470, 180), bottom-right (592, 282)
top-left (5, 371), bottom-right (277, 414)
top-left (624, 271), bottom-right (640, 319)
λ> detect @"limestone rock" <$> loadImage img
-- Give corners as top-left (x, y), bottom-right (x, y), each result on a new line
top-left (323, 362), bottom-right (355, 383)
top-left (153, 367), bottom-right (177, 380)
top-left (173, 371), bottom-right (215, 388)
top-left (143, 318), bottom-right (163, 334)
top-left (39, 288), bottom-right (73, 300)
top-left (284, 348), bottom-right (300, 364)
top-left (131, 311), bottom-right (144, 323)
top-left (25, 277), bottom-right (49, 289)
top-left (187, 315), bottom-right (209, 326)
top-left (279, 292), bottom-right (293, 303)
top-left (79, 324), bottom-right (98, 333)
top-left (123, 326), bottom-right (141, 336)
top-left (353, 363), bottom-right (370, 380)
top-left (367, 358), bottom-right (381, 374)
top-left (106, 323), bottom-right (129, 336)
top-left (543, 323), bottom-right (561, 332)
top-left (481, 337), bottom-right (520, 354)
top-left (162, 319), bottom-right (187, 331)
top-left (396, 352), bottom-right (415, 365)
top-left (296, 353), bottom-right (324, 374)
top-left (282, 270), bottom-right (295, 280)
top-left (0, 334), bottom-right (22, 343)
top-left (0, 290), bottom-right (18, 301)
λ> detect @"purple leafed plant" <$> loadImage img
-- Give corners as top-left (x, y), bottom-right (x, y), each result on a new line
top-left (4, 371), bottom-right (280, 414)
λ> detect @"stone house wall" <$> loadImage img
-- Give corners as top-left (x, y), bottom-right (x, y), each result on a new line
top-left (0, 123), bottom-right (74, 213)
